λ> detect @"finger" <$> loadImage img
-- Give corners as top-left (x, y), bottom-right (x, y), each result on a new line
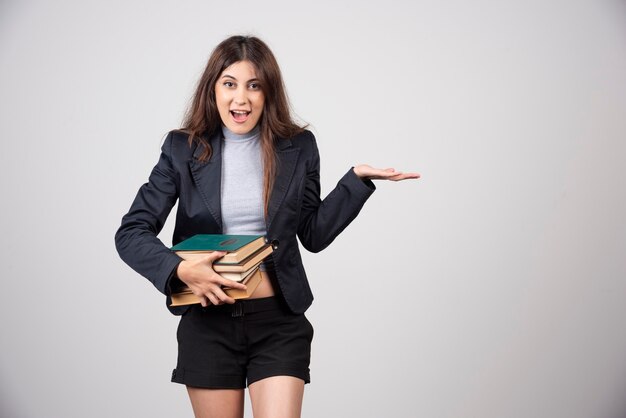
top-left (377, 171), bottom-right (404, 179)
top-left (366, 170), bottom-right (400, 179)
top-left (215, 289), bottom-right (236, 305)
top-left (403, 172), bottom-right (420, 178)
top-left (206, 292), bottom-right (221, 306)
top-left (369, 168), bottom-right (397, 176)
top-left (397, 172), bottom-right (420, 179)
top-left (217, 277), bottom-right (248, 290)
top-left (387, 174), bottom-right (408, 181)
top-left (202, 251), bottom-right (227, 263)
top-left (389, 173), bottom-right (420, 181)
top-left (199, 295), bottom-right (209, 308)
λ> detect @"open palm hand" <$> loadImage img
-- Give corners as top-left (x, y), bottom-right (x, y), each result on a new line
top-left (353, 164), bottom-right (420, 181)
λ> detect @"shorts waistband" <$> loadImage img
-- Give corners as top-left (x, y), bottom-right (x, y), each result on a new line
top-left (202, 296), bottom-right (284, 317)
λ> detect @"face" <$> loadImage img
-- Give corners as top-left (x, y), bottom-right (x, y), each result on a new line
top-left (215, 60), bottom-right (265, 134)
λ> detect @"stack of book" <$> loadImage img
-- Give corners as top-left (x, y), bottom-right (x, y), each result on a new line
top-left (169, 234), bottom-right (273, 306)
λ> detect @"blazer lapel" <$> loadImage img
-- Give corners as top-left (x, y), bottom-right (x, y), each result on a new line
top-left (267, 138), bottom-right (300, 230)
top-left (189, 133), bottom-right (223, 231)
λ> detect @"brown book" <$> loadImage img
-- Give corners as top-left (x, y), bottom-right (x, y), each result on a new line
top-left (169, 268), bottom-right (264, 307)
top-left (176, 244), bottom-right (273, 273)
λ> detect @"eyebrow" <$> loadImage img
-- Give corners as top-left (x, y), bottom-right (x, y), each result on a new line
top-left (221, 74), bottom-right (260, 83)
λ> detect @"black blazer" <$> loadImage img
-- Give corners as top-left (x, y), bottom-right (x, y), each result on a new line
top-left (115, 129), bottom-right (375, 315)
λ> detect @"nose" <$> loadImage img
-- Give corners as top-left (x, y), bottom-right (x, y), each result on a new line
top-left (234, 87), bottom-right (247, 105)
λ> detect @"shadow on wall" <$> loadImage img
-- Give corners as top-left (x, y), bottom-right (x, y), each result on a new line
top-left (0, 394), bottom-right (24, 418)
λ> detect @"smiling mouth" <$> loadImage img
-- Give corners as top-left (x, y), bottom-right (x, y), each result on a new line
top-left (230, 110), bottom-right (250, 122)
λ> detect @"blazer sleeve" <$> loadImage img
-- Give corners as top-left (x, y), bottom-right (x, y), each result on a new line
top-left (114, 132), bottom-right (184, 295)
top-left (297, 132), bottom-right (376, 253)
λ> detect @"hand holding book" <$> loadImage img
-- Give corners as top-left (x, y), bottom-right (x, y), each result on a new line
top-left (169, 234), bottom-right (274, 307)
top-left (176, 251), bottom-right (247, 307)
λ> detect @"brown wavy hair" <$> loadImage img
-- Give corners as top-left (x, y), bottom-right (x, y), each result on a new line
top-left (180, 35), bottom-right (305, 217)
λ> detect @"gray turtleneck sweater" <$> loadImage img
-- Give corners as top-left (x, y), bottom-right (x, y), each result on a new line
top-left (220, 125), bottom-right (266, 237)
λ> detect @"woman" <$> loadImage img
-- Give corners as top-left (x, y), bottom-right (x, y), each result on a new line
top-left (115, 35), bottom-right (419, 418)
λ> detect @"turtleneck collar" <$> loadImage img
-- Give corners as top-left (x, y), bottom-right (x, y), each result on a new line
top-left (221, 124), bottom-right (261, 142)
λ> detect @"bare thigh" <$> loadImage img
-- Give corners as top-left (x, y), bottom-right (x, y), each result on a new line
top-left (186, 387), bottom-right (245, 418)
top-left (248, 376), bottom-right (305, 418)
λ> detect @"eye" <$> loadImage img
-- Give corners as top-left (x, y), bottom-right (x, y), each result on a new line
top-left (248, 82), bottom-right (261, 90)
top-left (223, 81), bottom-right (235, 88)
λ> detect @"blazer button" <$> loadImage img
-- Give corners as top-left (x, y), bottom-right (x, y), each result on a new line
top-left (270, 239), bottom-right (279, 250)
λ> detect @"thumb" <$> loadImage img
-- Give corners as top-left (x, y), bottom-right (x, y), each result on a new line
top-left (202, 251), bottom-right (226, 263)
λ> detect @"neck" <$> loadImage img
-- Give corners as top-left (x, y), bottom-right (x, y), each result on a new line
top-left (222, 124), bottom-right (261, 142)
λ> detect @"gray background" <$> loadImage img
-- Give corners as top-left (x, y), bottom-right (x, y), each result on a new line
top-left (1, 0), bottom-right (625, 417)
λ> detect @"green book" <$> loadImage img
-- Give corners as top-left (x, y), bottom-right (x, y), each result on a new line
top-left (171, 234), bottom-right (266, 264)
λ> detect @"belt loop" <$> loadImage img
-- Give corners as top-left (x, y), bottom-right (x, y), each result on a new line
top-left (231, 302), bottom-right (244, 317)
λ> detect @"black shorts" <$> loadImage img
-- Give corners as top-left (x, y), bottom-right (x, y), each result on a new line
top-left (171, 296), bottom-right (314, 389)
